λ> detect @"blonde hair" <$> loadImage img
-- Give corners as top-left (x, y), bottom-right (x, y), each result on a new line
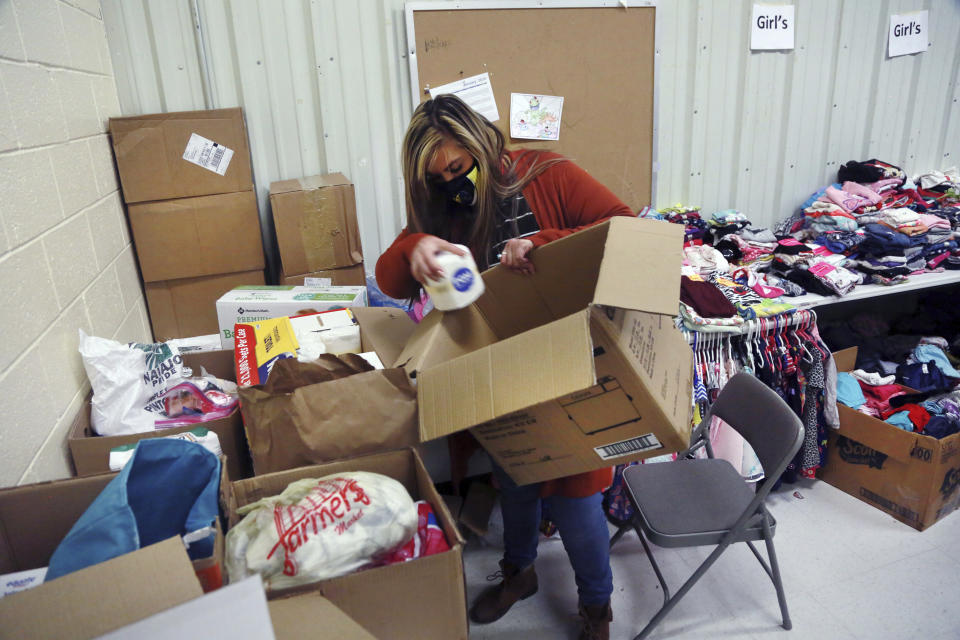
top-left (401, 94), bottom-right (562, 268)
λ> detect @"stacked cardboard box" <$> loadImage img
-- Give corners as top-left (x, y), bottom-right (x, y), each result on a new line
top-left (270, 173), bottom-right (365, 285)
top-left (109, 108), bottom-right (266, 340)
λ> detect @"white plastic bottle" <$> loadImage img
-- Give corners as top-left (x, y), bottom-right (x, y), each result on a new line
top-left (423, 245), bottom-right (485, 310)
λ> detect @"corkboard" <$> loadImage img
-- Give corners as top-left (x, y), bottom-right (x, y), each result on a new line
top-left (407, 3), bottom-right (656, 211)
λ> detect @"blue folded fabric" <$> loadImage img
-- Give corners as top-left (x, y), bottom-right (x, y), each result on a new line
top-left (914, 344), bottom-right (960, 378)
top-left (884, 411), bottom-right (915, 432)
top-left (836, 372), bottom-right (867, 408)
top-left (924, 415), bottom-right (960, 439)
top-left (897, 361), bottom-right (954, 393)
top-left (46, 438), bottom-right (220, 581)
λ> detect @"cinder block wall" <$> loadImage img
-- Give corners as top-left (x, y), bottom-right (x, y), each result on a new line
top-left (0, 0), bottom-right (149, 485)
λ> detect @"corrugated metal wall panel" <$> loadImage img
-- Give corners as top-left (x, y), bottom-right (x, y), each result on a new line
top-left (103, 0), bottom-right (960, 263)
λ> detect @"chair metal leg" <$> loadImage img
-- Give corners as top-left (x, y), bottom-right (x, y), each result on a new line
top-left (746, 541), bottom-right (773, 579)
top-left (633, 526), bottom-right (670, 607)
top-left (634, 540), bottom-right (732, 640)
top-left (609, 522), bottom-right (631, 549)
top-left (761, 517), bottom-right (792, 630)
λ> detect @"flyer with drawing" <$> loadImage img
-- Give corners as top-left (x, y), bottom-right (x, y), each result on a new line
top-left (510, 93), bottom-right (564, 141)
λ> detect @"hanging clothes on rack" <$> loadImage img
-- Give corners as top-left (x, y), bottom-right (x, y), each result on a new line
top-left (681, 309), bottom-right (838, 482)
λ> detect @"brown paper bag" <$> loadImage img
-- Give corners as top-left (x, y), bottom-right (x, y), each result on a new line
top-left (238, 356), bottom-right (419, 474)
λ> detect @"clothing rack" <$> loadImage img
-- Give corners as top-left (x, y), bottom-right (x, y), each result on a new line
top-left (681, 309), bottom-right (819, 343)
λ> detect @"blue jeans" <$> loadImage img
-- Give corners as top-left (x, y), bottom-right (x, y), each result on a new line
top-left (493, 463), bottom-right (613, 606)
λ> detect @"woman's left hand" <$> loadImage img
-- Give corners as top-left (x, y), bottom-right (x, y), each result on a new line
top-left (500, 238), bottom-right (535, 275)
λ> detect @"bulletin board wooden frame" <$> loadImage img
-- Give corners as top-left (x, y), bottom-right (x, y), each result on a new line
top-left (404, 1), bottom-right (659, 211)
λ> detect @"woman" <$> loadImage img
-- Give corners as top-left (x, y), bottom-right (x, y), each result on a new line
top-left (376, 94), bottom-right (633, 640)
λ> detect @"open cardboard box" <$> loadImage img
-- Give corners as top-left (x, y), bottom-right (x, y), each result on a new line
top-left (226, 447), bottom-right (468, 640)
top-left (0, 460), bottom-right (229, 595)
top-left (395, 217), bottom-right (694, 485)
top-left (239, 306), bottom-right (420, 475)
top-left (818, 347), bottom-right (960, 530)
top-left (68, 350), bottom-right (254, 480)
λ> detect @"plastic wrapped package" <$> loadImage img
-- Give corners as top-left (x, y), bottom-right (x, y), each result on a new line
top-left (225, 472), bottom-right (418, 589)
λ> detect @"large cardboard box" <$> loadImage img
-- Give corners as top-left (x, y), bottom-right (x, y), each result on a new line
top-left (216, 284), bottom-right (367, 349)
top-left (270, 173), bottom-right (364, 274)
top-left (395, 217), bottom-right (694, 485)
top-left (239, 307), bottom-right (419, 474)
top-left (129, 190), bottom-right (265, 282)
top-left (226, 447), bottom-right (468, 640)
top-left (68, 350), bottom-right (254, 480)
top-left (818, 348), bottom-right (960, 530)
top-left (0, 537), bottom-right (203, 639)
top-left (146, 269), bottom-right (265, 341)
top-left (279, 262), bottom-right (367, 286)
top-left (109, 107), bottom-right (253, 204)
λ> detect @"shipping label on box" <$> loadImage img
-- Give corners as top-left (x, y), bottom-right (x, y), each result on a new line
top-left (216, 285), bottom-right (367, 348)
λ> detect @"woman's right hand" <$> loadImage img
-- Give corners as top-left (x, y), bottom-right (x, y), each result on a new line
top-left (410, 235), bottom-right (468, 284)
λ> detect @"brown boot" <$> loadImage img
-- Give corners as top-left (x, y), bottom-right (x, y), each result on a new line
top-left (469, 560), bottom-right (538, 624)
top-left (578, 601), bottom-right (612, 640)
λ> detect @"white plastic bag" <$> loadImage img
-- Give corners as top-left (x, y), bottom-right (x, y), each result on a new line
top-left (225, 471), bottom-right (417, 590)
top-left (78, 330), bottom-right (187, 436)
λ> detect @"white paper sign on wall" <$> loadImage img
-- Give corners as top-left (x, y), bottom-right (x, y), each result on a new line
top-left (751, 4), bottom-right (795, 51)
top-left (888, 11), bottom-right (929, 58)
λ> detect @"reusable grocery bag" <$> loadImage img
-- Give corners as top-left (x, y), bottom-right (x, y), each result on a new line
top-left (46, 438), bottom-right (221, 580)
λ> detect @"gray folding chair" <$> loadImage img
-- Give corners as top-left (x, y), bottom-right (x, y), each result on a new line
top-left (613, 372), bottom-right (804, 639)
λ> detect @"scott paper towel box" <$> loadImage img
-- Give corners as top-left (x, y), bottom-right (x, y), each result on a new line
top-left (216, 285), bottom-right (367, 348)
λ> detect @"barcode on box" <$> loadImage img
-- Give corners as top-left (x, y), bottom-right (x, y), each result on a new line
top-left (182, 133), bottom-right (234, 175)
top-left (595, 434), bottom-right (662, 460)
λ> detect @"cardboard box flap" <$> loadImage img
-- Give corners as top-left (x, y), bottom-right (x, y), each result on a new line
top-left (834, 347), bottom-right (857, 372)
top-left (353, 306), bottom-right (416, 367)
top-left (269, 592), bottom-right (377, 639)
top-left (394, 304), bottom-right (498, 373)
top-left (0, 537), bottom-right (202, 639)
top-left (0, 474), bottom-right (114, 573)
top-left (319, 551), bottom-right (464, 638)
top-left (593, 217), bottom-right (684, 316)
top-left (418, 310), bottom-right (596, 441)
top-left (474, 222), bottom-right (608, 340)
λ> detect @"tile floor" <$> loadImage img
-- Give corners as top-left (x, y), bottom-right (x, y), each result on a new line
top-left (462, 478), bottom-right (960, 640)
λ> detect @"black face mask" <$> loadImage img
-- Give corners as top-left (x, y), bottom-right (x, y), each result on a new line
top-left (436, 162), bottom-right (478, 206)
